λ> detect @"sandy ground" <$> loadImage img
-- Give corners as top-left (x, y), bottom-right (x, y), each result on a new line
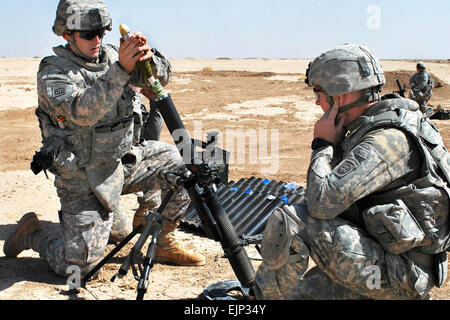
top-left (1, 57), bottom-right (450, 301)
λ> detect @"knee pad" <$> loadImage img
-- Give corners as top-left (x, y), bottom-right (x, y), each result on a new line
top-left (260, 205), bottom-right (309, 270)
top-left (110, 203), bottom-right (132, 241)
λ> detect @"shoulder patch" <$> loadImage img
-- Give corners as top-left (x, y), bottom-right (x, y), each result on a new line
top-left (53, 86), bottom-right (66, 98)
top-left (45, 79), bottom-right (73, 106)
top-left (334, 157), bottom-right (360, 178)
top-left (354, 145), bottom-right (370, 161)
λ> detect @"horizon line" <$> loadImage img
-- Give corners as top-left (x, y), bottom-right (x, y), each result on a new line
top-left (0, 56), bottom-right (449, 62)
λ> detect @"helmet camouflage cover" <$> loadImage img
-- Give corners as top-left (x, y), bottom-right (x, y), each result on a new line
top-left (305, 44), bottom-right (386, 96)
top-left (416, 61), bottom-right (426, 69)
top-left (53, 0), bottom-right (112, 36)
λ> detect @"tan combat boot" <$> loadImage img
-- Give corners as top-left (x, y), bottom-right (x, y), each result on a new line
top-left (3, 212), bottom-right (44, 257)
top-left (154, 220), bottom-right (206, 266)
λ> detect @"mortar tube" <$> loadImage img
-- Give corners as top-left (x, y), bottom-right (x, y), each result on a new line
top-left (152, 87), bottom-right (255, 287)
top-left (182, 179), bottom-right (245, 230)
top-left (182, 182), bottom-right (228, 221)
top-left (209, 199), bottom-right (256, 286)
top-left (156, 95), bottom-right (205, 168)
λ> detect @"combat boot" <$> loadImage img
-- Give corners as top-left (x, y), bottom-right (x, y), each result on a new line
top-left (133, 192), bottom-right (161, 231)
top-left (155, 220), bottom-right (206, 266)
top-left (132, 206), bottom-right (148, 231)
top-left (3, 212), bottom-right (45, 257)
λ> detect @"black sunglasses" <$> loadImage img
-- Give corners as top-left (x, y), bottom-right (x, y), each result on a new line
top-left (78, 28), bottom-right (106, 40)
top-left (313, 88), bottom-right (323, 93)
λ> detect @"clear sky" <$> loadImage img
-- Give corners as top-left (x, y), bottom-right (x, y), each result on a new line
top-left (0, 0), bottom-right (449, 59)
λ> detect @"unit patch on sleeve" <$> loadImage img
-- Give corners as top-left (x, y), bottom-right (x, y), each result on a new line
top-left (333, 158), bottom-right (360, 178)
top-left (46, 80), bottom-right (73, 106)
top-left (53, 86), bottom-right (66, 98)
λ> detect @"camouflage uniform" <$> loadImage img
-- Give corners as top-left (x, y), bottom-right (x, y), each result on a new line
top-left (409, 64), bottom-right (434, 112)
top-left (255, 45), bottom-right (450, 300)
top-left (35, 42), bottom-right (190, 276)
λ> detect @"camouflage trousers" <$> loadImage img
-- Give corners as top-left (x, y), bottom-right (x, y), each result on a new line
top-left (254, 203), bottom-right (435, 300)
top-left (39, 140), bottom-right (190, 277)
top-left (409, 90), bottom-right (432, 112)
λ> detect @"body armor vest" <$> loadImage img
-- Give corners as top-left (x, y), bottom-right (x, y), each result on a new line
top-left (341, 96), bottom-right (450, 254)
top-left (37, 45), bottom-right (142, 212)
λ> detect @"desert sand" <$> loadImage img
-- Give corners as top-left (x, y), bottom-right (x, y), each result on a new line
top-left (1, 57), bottom-right (450, 300)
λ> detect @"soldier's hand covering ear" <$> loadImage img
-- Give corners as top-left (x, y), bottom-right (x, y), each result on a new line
top-left (313, 103), bottom-right (348, 145)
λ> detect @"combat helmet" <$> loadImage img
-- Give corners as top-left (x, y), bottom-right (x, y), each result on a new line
top-left (416, 61), bottom-right (426, 69)
top-left (53, 0), bottom-right (112, 61)
top-left (305, 44), bottom-right (386, 113)
top-left (53, 0), bottom-right (112, 36)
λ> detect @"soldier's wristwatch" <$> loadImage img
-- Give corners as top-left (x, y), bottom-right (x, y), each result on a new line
top-left (311, 138), bottom-right (333, 150)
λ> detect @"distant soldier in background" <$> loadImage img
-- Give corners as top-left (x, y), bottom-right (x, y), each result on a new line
top-left (409, 62), bottom-right (434, 113)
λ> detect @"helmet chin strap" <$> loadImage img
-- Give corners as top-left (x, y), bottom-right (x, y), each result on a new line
top-left (68, 32), bottom-right (99, 63)
top-left (326, 87), bottom-right (382, 114)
